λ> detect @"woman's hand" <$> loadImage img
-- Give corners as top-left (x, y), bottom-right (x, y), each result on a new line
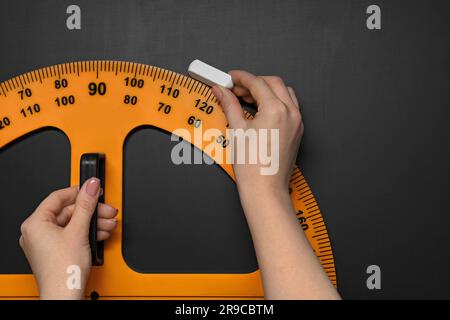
top-left (19, 178), bottom-right (118, 300)
top-left (212, 71), bottom-right (340, 299)
top-left (212, 71), bottom-right (303, 196)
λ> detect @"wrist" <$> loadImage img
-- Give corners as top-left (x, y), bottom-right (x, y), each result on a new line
top-left (39, 283), bottom-right (86, 300)
top-left (236, 180), bottom-right (293, 213)
top-left (37, 266), bottom-right (89, 300)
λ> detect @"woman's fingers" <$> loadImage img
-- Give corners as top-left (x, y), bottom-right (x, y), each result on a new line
top-left (97, 203), bottom-right (118, 219)
top-left (55, 202), bottom-right (118, 227)
top-left (260, 76), bottom-right (296, 110)
top-left (287, 86), bottom-right (299, 108)
top-left (55, 204), bottom-right (75, 227)
top-left (97, 218), bottom-right (117, 232)
top-left (232, 86), bottom-right (256, 104)
top-left (35, 186), bottom-right (78, 220)
top-left (97, 230), bottom-right (112, 241)
top-left (97, 203), bottom-right (119, 239)
top-left (211, 85), bottom-right (246, 128)
top-left (228, 70), bottom-right (279, 110)
top-left (231, 85), bottom-right (248, 96)
top-left (229, 72), bottom-right (296, 110)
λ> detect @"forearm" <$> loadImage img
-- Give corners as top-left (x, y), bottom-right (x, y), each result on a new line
top-left (237, 182), bottom-right (341, 300)
top-left (211, 70), bottom-right (338, 299)
top-left (35, 261), bottom-right (88, 300)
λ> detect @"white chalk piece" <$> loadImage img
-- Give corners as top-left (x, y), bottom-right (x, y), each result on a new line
top-left (188, 59), bottom-right (234, 89)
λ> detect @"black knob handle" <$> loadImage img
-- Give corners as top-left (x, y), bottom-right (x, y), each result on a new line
top-left (80, 153), bottom-right (105, 266)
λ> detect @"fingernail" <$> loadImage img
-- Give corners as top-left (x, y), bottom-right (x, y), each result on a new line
top-left (103, 203), bottom-right (117, 211)
top-left (99, 187), bottom-right (104, 196)
top-left (212, 86), bottom-right (223, 100)
top-left (86, 178), bottom-right (101, 196)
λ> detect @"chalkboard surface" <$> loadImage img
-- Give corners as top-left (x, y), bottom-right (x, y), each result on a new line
top-left (0, 0), bottom-right (449, 299)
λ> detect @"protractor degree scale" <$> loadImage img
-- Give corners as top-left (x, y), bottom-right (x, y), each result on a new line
top-left (0, 60), bottom-right (336, 298)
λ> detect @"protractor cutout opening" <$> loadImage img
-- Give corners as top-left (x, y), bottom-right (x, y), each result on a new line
top-left (0, 128), bottom-right (70, 274)
top-left (123, 126), bottom-right (258, 273)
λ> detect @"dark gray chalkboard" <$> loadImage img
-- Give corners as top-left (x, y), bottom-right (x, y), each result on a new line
top-left (0, 130), bottom-right (70, 274)
top-left (0, 0), bottom-right (449, 299)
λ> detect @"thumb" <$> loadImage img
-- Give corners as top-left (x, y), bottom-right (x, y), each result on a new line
top-left (67, 177), bottom-right (101, 238)
top-left (211, 85), bottom-right (246, 128)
